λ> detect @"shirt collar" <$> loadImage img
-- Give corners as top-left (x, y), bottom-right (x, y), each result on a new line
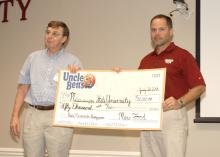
top-left (46, 47), bottom-right (64, 58)
top-left (152, 42), bottom-right (176, 56)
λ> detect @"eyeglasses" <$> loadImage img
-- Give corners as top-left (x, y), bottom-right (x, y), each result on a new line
top-left (45, 30), bottom-right (63, 38)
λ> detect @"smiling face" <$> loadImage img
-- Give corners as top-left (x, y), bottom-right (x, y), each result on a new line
top-left (44, 26), bottom-right (67, 53)
top-left (150, 17), bottom-right (173, 50)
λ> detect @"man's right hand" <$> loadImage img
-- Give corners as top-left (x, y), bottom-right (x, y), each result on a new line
top-left (112, 67), bottom-right (122, 73)
top-left (10, 115), bottom-right (20, 138)
top-left (10, 84), bottom-right (29, 140)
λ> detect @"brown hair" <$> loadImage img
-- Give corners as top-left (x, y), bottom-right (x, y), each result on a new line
top-left (47, 21), bottom-right (70, 45)
top-left (150, 14), bottom-right (173, 29)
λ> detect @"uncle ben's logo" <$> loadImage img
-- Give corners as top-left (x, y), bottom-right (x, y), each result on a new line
top-left (63, 72), bottom-right (96, 90)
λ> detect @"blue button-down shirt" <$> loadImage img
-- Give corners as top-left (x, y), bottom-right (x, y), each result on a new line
top-left (18, 48), bottom-right (83, 106)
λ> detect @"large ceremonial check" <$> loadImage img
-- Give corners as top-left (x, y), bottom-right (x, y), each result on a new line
top-left (53, 68), bottom-right (166, 130)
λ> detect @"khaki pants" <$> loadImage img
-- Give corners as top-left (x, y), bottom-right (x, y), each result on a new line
top-left (140, 107), bottom-right (188, 157)
top-left (22, 106), bottom-right (74, 157)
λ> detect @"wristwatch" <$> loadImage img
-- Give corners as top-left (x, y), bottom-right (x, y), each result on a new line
top-left (178, 98), bottom-right (184, 108)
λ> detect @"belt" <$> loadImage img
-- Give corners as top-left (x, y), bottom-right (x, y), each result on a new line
top-left (29, 104), bottom-right (54, 110)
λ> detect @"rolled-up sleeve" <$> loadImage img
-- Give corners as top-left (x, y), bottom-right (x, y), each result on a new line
top-left (18, 55), bottom-right (31, 84)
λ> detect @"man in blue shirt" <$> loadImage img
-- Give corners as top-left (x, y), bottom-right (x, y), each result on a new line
top-left (10, 21), bottom-right (82, 157)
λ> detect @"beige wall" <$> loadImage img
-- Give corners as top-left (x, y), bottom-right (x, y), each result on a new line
top-left (1, 0), bottom-right (220, 156)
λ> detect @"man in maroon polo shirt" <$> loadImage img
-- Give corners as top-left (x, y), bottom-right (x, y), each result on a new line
top-left (139, 14), bottom-right (206, 157)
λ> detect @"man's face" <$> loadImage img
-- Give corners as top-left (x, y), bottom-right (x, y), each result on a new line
top-left (45, 26), bottom-right (67, 51)
top-left (150, 18), bottom-right (173, 48)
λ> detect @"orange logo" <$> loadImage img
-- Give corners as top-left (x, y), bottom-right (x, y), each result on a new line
top-left (83, 74), bottom-right (96, 88)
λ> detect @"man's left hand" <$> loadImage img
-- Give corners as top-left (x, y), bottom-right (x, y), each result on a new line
top-left (162, 96), bottom-right (181, 111)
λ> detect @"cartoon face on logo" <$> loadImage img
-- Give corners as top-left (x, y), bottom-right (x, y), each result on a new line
top-left (83, 74), bottom-right (96, 88)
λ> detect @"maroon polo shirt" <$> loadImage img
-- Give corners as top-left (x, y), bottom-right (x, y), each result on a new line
top-left (138, 42), bottom-right (205, 99)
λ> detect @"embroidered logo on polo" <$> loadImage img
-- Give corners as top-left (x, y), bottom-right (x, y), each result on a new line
top-left (63, 72), bottom-right (96, 90)
top-left (164, 59), bottom-right (174, 64)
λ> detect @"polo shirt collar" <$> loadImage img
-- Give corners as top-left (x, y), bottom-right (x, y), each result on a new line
top-left (152, 42), bottom-right (176, 55)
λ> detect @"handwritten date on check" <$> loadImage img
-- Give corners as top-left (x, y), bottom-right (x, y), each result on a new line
top-left (53, 69), bottom-right (166, 130)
